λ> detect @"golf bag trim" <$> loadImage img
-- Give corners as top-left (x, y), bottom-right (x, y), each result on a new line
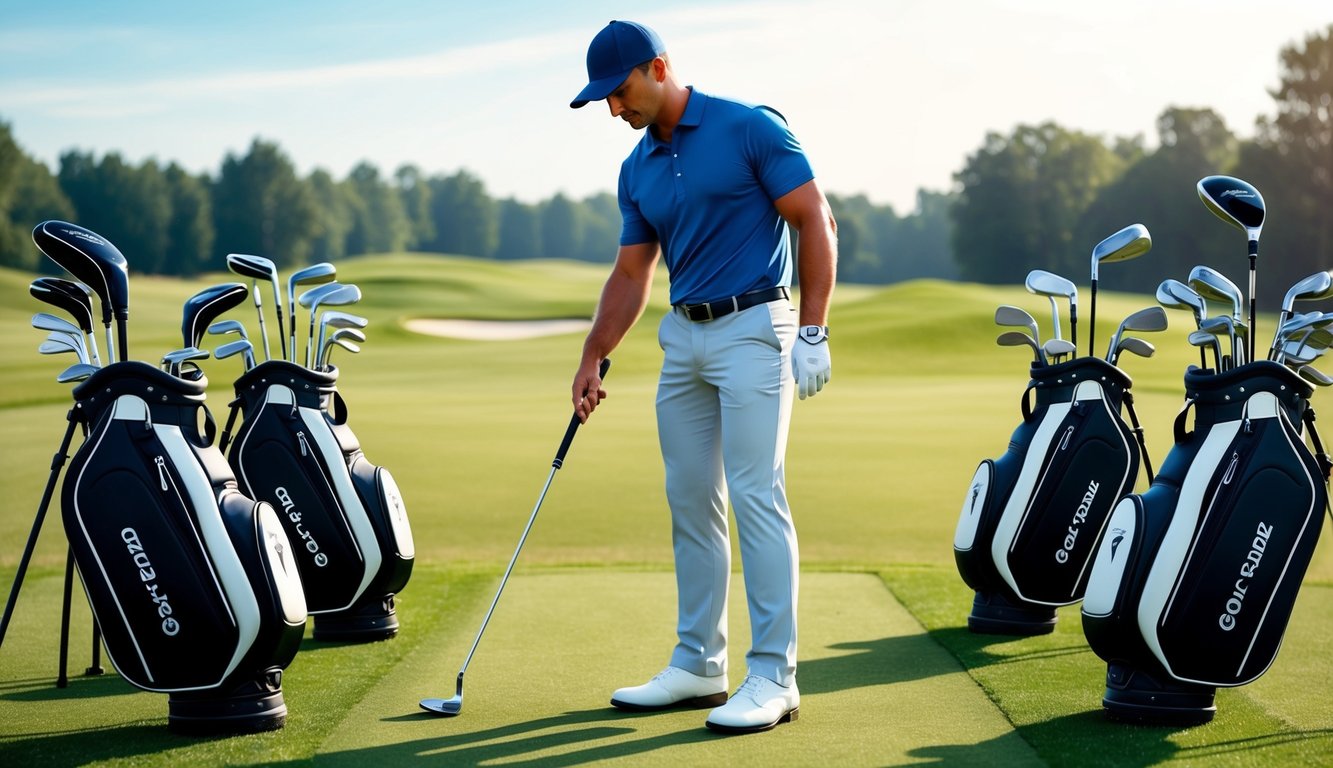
top-left (1136, 391), bottom-right (1319, 685)
top-left (232, 380), bottom-right (382, 612)
top-left (987, 377), bottom-right (1136, 606)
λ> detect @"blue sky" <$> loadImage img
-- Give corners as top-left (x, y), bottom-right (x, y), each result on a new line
top-left (1, 1), bottom-right (1328, 213)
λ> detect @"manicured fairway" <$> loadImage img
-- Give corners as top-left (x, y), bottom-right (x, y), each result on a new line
top-left (1, 256), bottom-right (1330, 766)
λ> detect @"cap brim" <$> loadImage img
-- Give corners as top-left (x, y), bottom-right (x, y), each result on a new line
top-left (570, 70), bottom-right (630, 109)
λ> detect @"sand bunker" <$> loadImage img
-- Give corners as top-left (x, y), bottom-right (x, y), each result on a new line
top-left (405, 318), bottom-right (592, 341)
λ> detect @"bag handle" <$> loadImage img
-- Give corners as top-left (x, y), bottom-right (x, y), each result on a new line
top-left (218, 397), bottom-right (242, 455)
top-left (329, 390), bottom-right (350, 425)
top-left (1173, 397), bottom-right (1197, 445)
top-left (1122, 391), bottom-right (1155, 484)
top-left (1301, 406), bottom-right (1333, 482)
top-left (1019, 383), bottom-right (1038, 422)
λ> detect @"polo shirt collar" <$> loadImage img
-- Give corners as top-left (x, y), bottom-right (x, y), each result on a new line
top-left (647, 87), bottom-right (706, 149)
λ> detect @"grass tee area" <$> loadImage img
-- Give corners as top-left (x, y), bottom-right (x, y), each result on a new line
top-left (0, 254), bottom-right (1330, 766)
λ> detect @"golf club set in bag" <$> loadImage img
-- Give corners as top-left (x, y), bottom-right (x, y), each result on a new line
top-left (955, 176), bottom-right (1332, 725)
top-left (0, 220), bottom-right (412, 734)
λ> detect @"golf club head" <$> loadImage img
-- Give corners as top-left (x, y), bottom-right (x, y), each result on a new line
top-left (1188, 265), bottom-right (1243, 321)
top-left (287, 262), bottom-right (337, 362)
top-left (322, 337), bottom-right (362, 370)
top-left (226, 253), bottom-right (278, 282)
top-left (420, 673), bottom-right (465, 717)
top-left (329, 327), bottom-right (367, 345)
top-left (29, 277), bottom-right (95, 334)
top-left (32, 312), bottom-right (82, 337)
top-left (1282, 271), bottom-right (1333, 312)
top-left (995, 305), bottom-right (1039, 341)
top-left (1115, 336), bottom-right (1155, 361)
top-left (1042, 338), bottom-right (1076, 361)
top-left (997, 330), bottom-right (1042, 363)
top-left (1025, 269), bottom-right (1077, 342)
top-left (1119, 306), bottom-right (1169, 334)
top-left (1156, 279), bottom-right (1207, 326)
top-left (302, 283), bottom-right (362, 367)
top-left (161, 347), bottom-right (209, 376)
top-left (315, 312), bottom-right (370, 367)
top-left (182, 283), bottom-right (249, 349)
top-left (1197, 175), bottom-right (1265, 241)
top-left (32, 220), bottom-right (129, 327)
top-left (214, 339), bottom-right (257, 371)
top-left (208, 319), bottom-right (250, 341)
top-left (1297, 365), bottom-right (1333, 387)
top-left (56, 363), bottom-right (100, 384)
top-left (1090, 223), bottom-right (1151, 280)
top-left (39, 332), bottom-right (90, 365)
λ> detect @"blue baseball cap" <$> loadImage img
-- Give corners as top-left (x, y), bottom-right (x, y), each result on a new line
top-left (570, 20), bottom-right (665, 109)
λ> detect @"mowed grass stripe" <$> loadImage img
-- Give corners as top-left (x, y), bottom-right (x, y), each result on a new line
top-left (315, 571), bottom-right (1039, 767)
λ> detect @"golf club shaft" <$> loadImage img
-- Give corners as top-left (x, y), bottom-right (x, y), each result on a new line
top-left (1249, 249), bottom-right (1257, 363)
top-left (252, 282), bottom-right (271, 361)
top-left (272, 277), bottom-right (287, 361)
top-left (449, 358), bottom-right (609, 682)
top-left (1089, 281), bottom-right (1096, 359)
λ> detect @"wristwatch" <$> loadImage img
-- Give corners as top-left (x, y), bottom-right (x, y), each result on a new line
top-left (798, 325), bottom-right (829, 344)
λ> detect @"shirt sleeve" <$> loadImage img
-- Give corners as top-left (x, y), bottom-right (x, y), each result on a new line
top-left (618, 161), bottom-right (658, 246)
top-left (747, 107), bottom-right (815, 202)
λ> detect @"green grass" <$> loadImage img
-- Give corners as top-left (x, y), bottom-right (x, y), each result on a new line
top-left (0, 255), bottom-right (1330, 766)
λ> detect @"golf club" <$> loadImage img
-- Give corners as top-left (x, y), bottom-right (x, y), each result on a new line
top-left (1198, 175), bottom-right (1265, 361)
top-left (315, 311), bottom-right (370, 370)
top-left (32, 220), bottom-right (129, 363)
top-left (1297, 365), bottom-right (1333, 387)
top-left (287, 263), bottom-right (337, 363)
top-left (1271, 271), bottom-right (1333, 359)
top-left (1188, 329), bottom-right (1223, 371)
top-left (1157, 278), bottom-right (1208, 367)
top-left (1025, 270), bottom-right (1077, 346)
top-left (995, 305), bottom-right (1040, 346)
top-left (420, 358), bottom-right (611, 718)
top-left (208, 319), bottom-right (251, 345)
top-left (300, 283), bottom-right (361, 368)
top-left (181, 283), bottom-right (250, 351)
top-left (227, 253), bottom-right (284, 361)
top-left (214, 339), bottom-right (256, 372)
top-left (1112, 336), bottom-right (1155, 365)
top-left (56, 363), bottom-right (100, 384)
top-left (1089, 223), bottom-right (1151, 357)
top-left (1105, 307), bottom-right (1168, 363)
top-left (39, 333), bottom-right (90, 366)
top-left (161, 347), bottom-right (209, 377)
top-left (319, 327), bottom-right (367, 370)
top-left (1201, 316), bottom-right (1241, 369)
top-left (30, 277), bottom-right (101, 366)
top-left (1043, 338), bottom-right (1076, 364)
top-left (997, 330), bottom-right (1043, 364)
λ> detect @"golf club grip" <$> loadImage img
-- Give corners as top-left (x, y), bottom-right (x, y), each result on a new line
top-left (554, 358), bottom-right (611, 468)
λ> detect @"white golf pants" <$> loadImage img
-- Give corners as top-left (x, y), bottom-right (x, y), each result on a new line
top-left (658, 299), bottom-right (799, 687)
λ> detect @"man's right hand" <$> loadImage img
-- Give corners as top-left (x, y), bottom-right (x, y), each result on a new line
top-left (572, 358), bottom-right (608, 423)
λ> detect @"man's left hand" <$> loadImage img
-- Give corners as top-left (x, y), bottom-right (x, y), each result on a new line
top-left (793, 325), bottom-right (831, 400)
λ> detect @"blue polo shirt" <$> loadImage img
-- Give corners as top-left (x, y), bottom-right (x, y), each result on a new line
top-left (618, 88), bottom-right (815, 305)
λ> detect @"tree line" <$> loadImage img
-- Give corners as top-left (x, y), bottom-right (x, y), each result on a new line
top-left (1, 24), bottom-right (1327, 301)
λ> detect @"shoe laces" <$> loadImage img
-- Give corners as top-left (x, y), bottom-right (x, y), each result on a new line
top-left (736, 675), bottom-right (767, 697)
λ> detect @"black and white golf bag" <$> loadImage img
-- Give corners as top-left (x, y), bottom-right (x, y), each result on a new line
top-left (222, 360), bottom-right (414, 642)
top-left (955, 356), bottom-right (1150, 634)
top-left (61, 362), bottom-right (307, 733)
top-left (1081, 361), bottom-right (1329, 724)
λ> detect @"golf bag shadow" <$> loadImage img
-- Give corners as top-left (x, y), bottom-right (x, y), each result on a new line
top-left (62, 362), bottom-right (307, 734)
top-left (954, 356), bottom-right (1149, 634)
top-left (1081, 361), bottom-right (1329, 725)
top-left (222, 360), bottom-right (414, 642)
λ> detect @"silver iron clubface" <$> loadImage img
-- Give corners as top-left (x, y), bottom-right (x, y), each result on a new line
top-left (287, 263), bottom-right (336, 362)
top-left (1089, 223), bottom-right (1151, 356)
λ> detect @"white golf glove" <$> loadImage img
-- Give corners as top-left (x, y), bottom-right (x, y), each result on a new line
top-left (793, 325), bottom-right (831, 400)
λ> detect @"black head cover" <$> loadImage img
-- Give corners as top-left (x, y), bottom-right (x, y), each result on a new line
top-left (32, 221), bottom-right (129, 325)
top-left (1197, 176), bottom-right (1265, 234)
top-left (30, 277), bottom-right (95, 333)
top-left (182, 283), bottom-right (250, 348)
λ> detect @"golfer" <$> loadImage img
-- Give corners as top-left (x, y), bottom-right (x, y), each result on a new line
top-left (569, 20), bottom-right (836, 734)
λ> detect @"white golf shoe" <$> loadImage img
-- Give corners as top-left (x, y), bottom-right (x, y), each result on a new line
top-left (610, 666), bottom-right (729, 712)
top-left (705, 675), bottom-right (799, 734)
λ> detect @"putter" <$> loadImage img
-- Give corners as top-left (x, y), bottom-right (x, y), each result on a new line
top-left (1198, 175), bottom-right (1265, 361)
top-left (227, 254), bottom-right (283, 361)
top-left (420, 358), bottom-right (611, 718)
top-left (287, 263), bottom-right (336, 363)
top-left (1089, 223), bottom-right (1151, 357)
top-left (32, 221), bottom-right (130, 363)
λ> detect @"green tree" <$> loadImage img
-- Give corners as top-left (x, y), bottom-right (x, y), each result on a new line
top-left (162, 163), bottom-right (214, 276)
top-left (540, 193), bottom-right (582, 261)
top-left (344, 161), bottom-right (410, 255)
top-left (575, 192), bottom-right (619, 262)
top-left (307, 169), bottom-right (356, 261)
top-left (0, 121), bottom-right (74, 269)
top-left (395, 164), bottom-right (435, 250)
top-left (212, 138), bottom-right (318, 268)
top-left (58, 151), bottom-right (171, 273)
top-left (1237, 24), bottom-right (1333, 303)
top-left (426, 170), bottom-right (498, 257)
top-left (496, 198), bottom-right (541, 260)
top-left (1075, 107), bottom-right (1238, 294)
top-left (952, 122), bottom-right (1127, 284)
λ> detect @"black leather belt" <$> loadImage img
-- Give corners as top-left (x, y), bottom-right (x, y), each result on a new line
top-left (676, 286), bottom-right (789, 322)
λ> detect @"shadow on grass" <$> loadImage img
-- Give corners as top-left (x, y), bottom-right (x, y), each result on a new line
top-left (0, 671), bottom-right (132, 702)
top-left (0, 723), bottom-right (232, 768)
top-left (798, 633), bottom-right (972, 695)
top-left (261, 706), bottom-right (720, 767)
top-left (928, 625), bottom-right (1094, 669)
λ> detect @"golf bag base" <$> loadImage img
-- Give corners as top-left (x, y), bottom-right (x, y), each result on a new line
top-left (312, 594), bottom-right (399, 642)
top-left (968, 591), bottom-right (1057, 636)
top-left (1101, 663), bottom-right (1216, 727)
top-left (167, 668), bottom-right (287, 735)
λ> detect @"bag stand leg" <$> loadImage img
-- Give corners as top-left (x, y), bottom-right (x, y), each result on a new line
top-left (1101, 662), bottom-right (1216, 726)
top-left (967, 591), bottom-right (1057, 635)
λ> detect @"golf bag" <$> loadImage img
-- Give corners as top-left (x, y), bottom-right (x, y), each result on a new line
top-left (221, 360), bottom-right (414, 641)
top-left (1081, 361), bottom-right (1329, 724)
top-left (61, 362), bottom-right (307, 733)
top-left (954, 356), bottom-right (1150, 634)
